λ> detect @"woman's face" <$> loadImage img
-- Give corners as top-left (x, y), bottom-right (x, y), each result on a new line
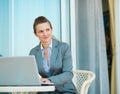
top-left (35, 22), bottom-right (52, 44)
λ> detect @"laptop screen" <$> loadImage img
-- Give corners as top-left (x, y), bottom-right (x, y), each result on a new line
top-left (0, 55), bottom-right (41, 85)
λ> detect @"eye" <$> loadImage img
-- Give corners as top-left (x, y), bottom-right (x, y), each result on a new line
top-left (38, 30), bottom-right (43, 33)
top-left (46, 28), bottom-right (50, 32)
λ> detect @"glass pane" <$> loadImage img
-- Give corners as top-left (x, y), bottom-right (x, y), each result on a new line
top-left (0, 0), bottom-right (10, 57)
top-left (0, 0), bottom-right (70, 56)
top-left (14, 0), bottom-right (61, 56)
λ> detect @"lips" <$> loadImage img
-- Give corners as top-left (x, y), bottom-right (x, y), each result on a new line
top-left (43, 36), bottom-right (49, 40)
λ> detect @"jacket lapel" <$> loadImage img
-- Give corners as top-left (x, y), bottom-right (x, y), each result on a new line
top-left (36, 44), bottom-right (44, 71)
top-left (50, 39), bottom-right (59, 68)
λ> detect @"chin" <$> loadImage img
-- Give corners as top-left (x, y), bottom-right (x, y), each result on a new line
top-left (43, 40), bottom-right (51, 43)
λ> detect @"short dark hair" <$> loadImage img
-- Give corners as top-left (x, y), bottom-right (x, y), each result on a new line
top-left (33, 16), bottom-right (52, 33)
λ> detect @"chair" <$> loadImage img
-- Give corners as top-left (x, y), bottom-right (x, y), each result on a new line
top-left (73, 70), bottom-right (95, 94)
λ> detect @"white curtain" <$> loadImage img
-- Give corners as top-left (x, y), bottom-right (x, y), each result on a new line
top-left (115, 0), bottom-right (120, 94)
top-left (75, 0), bottom-right (110, 94)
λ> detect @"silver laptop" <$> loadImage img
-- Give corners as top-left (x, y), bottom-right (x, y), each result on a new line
top-left (0, 55), bottom-right (41, 86)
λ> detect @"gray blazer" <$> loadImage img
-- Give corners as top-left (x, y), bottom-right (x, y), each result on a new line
top-left (29, 39), bottom-right (77, 94)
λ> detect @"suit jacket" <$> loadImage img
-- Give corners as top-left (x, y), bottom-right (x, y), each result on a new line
top-left (29, 39), bottom-right (77, 94)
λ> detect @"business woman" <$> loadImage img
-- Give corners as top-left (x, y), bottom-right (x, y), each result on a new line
top-left (29, 16), bottom-right (77, 94)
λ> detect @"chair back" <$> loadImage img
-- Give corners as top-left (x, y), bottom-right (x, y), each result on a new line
top-left (73, 70), bottom-right (95, 94)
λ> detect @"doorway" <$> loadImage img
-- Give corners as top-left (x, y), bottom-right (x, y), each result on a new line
top-left (102, 0), bottom-right (112, 93)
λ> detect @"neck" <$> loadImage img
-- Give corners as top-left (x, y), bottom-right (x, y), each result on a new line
top-left (42, 40), bottom-right (51, 49)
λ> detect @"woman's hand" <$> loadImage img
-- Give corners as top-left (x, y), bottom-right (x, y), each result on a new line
top-left (40, 78), bottom-right (51, 83)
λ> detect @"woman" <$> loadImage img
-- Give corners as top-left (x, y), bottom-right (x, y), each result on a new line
top-left (29, 16), bottom-right (77, 94)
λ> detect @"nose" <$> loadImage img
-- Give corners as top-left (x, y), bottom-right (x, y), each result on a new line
top-left (43, 31), bottom-right (47, 36)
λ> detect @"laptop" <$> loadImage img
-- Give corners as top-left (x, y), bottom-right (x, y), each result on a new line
top-left (0, 55), bottom-right (42, 86)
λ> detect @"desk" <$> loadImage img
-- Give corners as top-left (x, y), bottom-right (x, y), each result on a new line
top-left (0, 85), bottom-right (55, 94)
